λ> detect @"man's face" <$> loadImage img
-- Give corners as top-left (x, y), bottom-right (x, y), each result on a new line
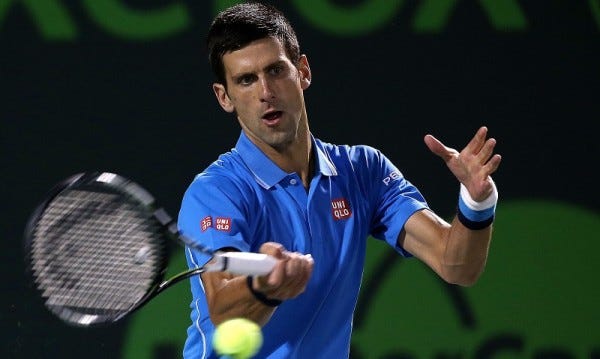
top-left (213, 37), bottom-right (311, 151)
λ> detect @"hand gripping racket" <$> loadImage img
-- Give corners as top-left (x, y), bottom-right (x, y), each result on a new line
top-left (24, 172), bottom-right (276, 327)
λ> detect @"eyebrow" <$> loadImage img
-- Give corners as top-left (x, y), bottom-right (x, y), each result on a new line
top-left (264, 60), bottom-right (286, 71)
top-left (230, 59), bottom-right (288, 81)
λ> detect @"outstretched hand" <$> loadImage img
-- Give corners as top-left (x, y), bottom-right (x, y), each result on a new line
top-left (424, 126), bottom-right (501, 202)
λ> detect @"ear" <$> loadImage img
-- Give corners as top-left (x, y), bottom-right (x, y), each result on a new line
top-left (297, 55), bottom-right (312, 90)
top-left (212, 83), bottom-right (235, 113)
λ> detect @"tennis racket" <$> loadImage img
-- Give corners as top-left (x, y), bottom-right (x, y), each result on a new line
top-left (24, 171), bottom-right (276, 327)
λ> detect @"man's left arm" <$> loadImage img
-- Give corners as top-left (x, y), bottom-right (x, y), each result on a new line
top-left (399, 126), bottom-right (501, 286)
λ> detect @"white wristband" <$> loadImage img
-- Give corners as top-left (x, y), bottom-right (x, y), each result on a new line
top-left (459, 180), bottom-right (498, 211)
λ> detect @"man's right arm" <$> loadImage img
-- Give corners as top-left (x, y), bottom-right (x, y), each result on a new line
top-left (201, 242), bottom-right (314, 326)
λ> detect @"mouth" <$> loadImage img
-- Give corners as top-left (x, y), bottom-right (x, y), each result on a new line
top-left (262, 110), bottom-right (283, 126)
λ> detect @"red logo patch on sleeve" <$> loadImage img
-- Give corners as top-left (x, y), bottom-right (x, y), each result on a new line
top-left (215, 217), bottom-right (232, 232)
top-left (200, 216), bottom-right (212, 232)
top-left (331, 198), bottom-right (352, 220)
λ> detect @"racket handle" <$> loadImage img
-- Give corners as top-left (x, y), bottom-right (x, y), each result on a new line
top-left (209, 252), bottom-right (277, 276)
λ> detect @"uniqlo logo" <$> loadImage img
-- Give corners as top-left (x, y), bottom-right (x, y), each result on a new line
top-left (200, 216), bottom-right (212, 232)
top-left (215, 217), bottom-right (231, 232)
top-left (331, 198), bottom-right (352, 220)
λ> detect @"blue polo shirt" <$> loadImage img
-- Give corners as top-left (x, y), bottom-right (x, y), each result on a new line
top-left (178, 131), bottom-right (428, 359)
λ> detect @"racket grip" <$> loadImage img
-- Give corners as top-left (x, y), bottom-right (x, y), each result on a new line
top-left (210, 252), bottom-right (277, 276)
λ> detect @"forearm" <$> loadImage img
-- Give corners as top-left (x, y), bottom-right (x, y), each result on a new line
top-left (440, 217), bottom-right (493, 286)
top-left (203, 273), bottom-right (277, 326)
top-left (440, 182), bottom-right (497, 285)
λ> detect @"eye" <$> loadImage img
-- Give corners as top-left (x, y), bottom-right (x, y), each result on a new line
top-left (237, 74), bottom-right (256, 86)
top-left (268, 65), bottom-right (284, 76)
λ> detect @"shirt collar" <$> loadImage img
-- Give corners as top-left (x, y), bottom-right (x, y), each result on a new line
top-left (234, 131), bottom-right (337, 189)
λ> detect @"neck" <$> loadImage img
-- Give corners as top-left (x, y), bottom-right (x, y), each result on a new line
top-left (249, 116), bottom-right (314, 188)
top-left (266, 128), bottom-right (313, 187)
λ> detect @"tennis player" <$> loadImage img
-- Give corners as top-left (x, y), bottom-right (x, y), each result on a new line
top-left (177, 2), bottom-right (501, 358)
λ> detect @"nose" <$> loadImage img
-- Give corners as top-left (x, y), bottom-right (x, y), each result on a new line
top-left (259, 77), bottom-right (275, 102)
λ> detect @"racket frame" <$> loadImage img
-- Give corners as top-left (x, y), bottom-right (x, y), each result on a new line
top-left (24, 172), bottom-right (175, 326)
top-left (24, 171), bottom-right (276, 327)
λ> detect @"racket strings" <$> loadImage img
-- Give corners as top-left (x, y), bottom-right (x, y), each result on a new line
top-left (30, 189), bottom-right (166, 319)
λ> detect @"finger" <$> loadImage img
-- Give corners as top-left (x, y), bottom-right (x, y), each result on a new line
top-left (261, 259), bottom-right (286, 289)
top-left (424, 134), bottom-right (455, 161)
top-left (465, 126), bottom-right (488, 154)
top-left (259, 242), bottom-right (286, 259)
top-left (303, 253), bottom-right (314, 267)
top-left (476, 137), bottom-right (497, 165)
top-left (285, 253), bottom-right (302, 277)
top-left (288, 253), bottom-right (311, 289)
top-left (256, 243), bottom-right (288, 288)
top-left (482, 154), bottom-right (502, 175)
top-left (298, 255), bottom-right (314, 290)
top-left (284, 255), bottom-right (314, 297)
top-left (297, 254), bottom-right (314, 284)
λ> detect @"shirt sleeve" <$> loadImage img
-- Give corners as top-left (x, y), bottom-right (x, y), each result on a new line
top-left (177, 172), bottom-right (255, 266)
top-left (357, 146), bottom-right (429, 257)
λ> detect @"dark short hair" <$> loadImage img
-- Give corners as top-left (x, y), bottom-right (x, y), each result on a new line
top-left (207, 2), bottom-right (301, 85)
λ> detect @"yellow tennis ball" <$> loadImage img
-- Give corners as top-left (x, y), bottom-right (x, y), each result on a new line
top-left (213, 318), bottom-right (263, 359)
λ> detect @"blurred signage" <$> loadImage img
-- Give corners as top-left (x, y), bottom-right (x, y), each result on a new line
top-left (2, 0), bottom-right (599, 41)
